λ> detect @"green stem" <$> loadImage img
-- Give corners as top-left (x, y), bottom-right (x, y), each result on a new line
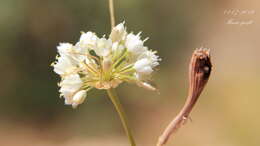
top-left (107, 88), bottom-right (136, 146)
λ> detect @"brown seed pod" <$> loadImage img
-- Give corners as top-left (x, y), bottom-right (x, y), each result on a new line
top-left (157, 48), bottom-right (212, 146)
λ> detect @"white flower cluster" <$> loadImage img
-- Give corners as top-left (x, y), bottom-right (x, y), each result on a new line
top-left (52, 22), bottom-right (161, 108)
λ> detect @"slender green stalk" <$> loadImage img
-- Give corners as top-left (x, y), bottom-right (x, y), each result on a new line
top-left (109, 0), bottom-right (116, 28)
top-left (107, 1), bottom-right (135, 145)
top-left (107, 89), bottom-right (136, 146)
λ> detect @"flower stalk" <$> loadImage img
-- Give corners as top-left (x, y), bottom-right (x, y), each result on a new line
top-left (107, 89), bottom-right (136, 146)
top-left (109, 0), bottom-right (116, 28)
top-left (107, 1), bottom-right (137, 146)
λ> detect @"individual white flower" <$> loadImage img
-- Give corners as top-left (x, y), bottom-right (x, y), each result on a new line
top-left (57, 43), bottom-right (87, 63)
top-left (110, 22), bottom-right (127, 42)
top-left (57, 43), bottom-right (74, 55)
top-left (134, 58), bottom-right (153, 75)
top-left (71, 90), bottom-right (87, 108)
top-left (95, 38), bottom-right (112, 57)
top-left (59, 74), bottom-right (82, 93)
top-left (72, 42), bottom-right (90, 62)
top-left (125, 33), bottom-right (145, 55)
top-left (139, 49), bottom-right (160, 68)
top-left (79, 32), bottom-right (98, 49)
top-left (53, 55), bottom-right (77, 75)
top-left (59, 74), bottom-right (83, 103)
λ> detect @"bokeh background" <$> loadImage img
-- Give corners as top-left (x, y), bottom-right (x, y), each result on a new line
top-left (0, 0), bottom-right (259, 146)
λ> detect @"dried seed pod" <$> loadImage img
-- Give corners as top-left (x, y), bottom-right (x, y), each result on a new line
top-left (157, 48), bottom-right (212, 146)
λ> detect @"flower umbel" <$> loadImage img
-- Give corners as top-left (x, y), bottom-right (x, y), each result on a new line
top-left (52, 22), bottom-right (161, 108)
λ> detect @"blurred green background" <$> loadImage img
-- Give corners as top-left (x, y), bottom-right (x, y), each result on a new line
top-left (0, 0), bottom-right (259, 145)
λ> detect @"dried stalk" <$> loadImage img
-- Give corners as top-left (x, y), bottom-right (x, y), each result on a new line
top-left (157, 48), bottom-right (212, 146)
top-left (109, 0), bottom-right (116, 28)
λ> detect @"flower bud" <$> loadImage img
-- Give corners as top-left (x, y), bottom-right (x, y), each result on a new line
top-left (72, 90), bottom-right (87, 108)
top-left (110, 22), bottom-right (126, 42)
